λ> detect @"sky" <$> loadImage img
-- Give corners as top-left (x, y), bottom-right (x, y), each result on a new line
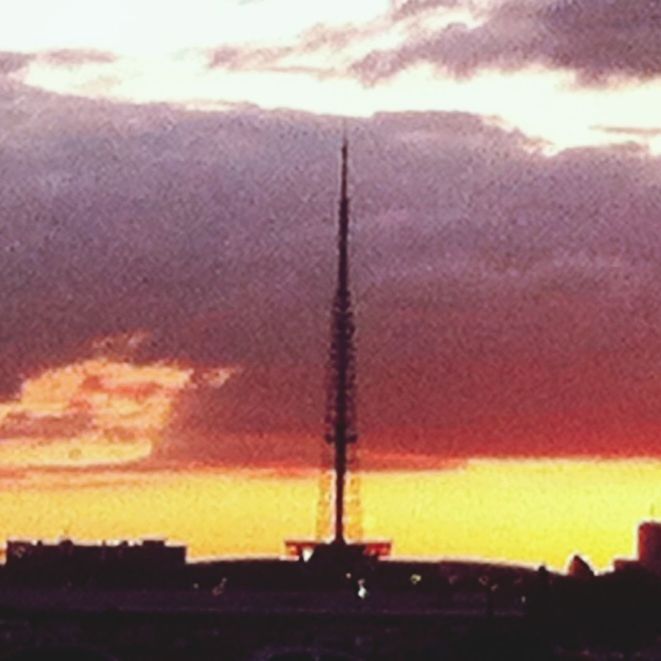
top-left (2, 0), bottom-right (661, 564)
top-left (0, 460), bottom-right (656, 571)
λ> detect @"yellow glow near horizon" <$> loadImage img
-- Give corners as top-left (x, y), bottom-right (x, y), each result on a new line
top-left (0, 460), bottom-right (656, 571)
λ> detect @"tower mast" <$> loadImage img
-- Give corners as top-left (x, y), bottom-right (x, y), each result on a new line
top-left (285, 140), bottom-right (390, 563)
top-left (325, 138), bottom-right (357, 545)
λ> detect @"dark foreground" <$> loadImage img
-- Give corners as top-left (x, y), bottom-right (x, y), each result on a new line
top-left (0, 558), bottom-right (660, 660)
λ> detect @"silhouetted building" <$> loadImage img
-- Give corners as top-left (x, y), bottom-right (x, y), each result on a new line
top-left (613, 521), bottom-right (661, 575)
top-left (7, 538), bottom-right (185, 568)
top-left (567, 554), bottom-right (595, 580)
top-left (613, 558), bottom-right (637, 572)
top-left (5, 539), bottom-right (186, 586)
top-left (638, 521), bottom-right (661, 573)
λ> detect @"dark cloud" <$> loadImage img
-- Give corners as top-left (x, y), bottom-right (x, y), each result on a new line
top-left (1, 73), bottom-right (661, 466)
top-left (354, 0), bottom-right (661, 84)
top-left (0, 52), bottom-right (33, 75)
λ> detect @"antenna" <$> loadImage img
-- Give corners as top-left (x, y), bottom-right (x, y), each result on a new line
top-left (285, 139), bottom-right (391, 562)
top-left (324, 137), bottom-right (358, 545)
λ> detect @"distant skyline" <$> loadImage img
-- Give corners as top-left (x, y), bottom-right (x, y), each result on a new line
top-left (1, 0), bottom-right (661, 473)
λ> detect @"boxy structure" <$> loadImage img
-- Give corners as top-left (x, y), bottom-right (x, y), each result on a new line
top-left (5, 539), bottom-right (186, 587)
top-left (638, 521), bottom-right (661, 574)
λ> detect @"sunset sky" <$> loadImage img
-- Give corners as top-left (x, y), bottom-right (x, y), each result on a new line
top-left (2, 0), bottom-right (661, 568)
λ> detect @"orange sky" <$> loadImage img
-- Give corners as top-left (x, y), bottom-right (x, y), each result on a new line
top-left (0, 358), bottom-right (651, 572)
top-left (0, 460), bottom-right (655, 572)
top-left (0, 357), bottom-right (650, 570)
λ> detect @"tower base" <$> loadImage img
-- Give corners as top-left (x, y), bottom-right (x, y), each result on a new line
top-left (284, 539), bottom-right (392, 566)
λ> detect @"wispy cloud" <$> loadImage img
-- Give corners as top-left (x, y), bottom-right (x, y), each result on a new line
top-left (390, 0), bottom-right (463, 21)
top-left (354, 0), bottom-right (661, 85)
top-left (204, 0), bottom-right (465, 79)
top-left (594, 126), bottom-right (661, 139)
top-left (39, 50), bottom-right (117, 67)
top-left (208, 45), bottom-right (338, 79)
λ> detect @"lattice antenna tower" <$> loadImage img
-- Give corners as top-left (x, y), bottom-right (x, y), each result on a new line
top-left (318, 137), bottom-right (362, 544)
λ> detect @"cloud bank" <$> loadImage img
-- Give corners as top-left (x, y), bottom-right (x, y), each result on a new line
top-left (1, 65), bottom-right (661, 467)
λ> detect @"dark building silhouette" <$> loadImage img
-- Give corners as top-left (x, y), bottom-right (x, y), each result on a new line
top-left (5, 539), bottom-right (186, 587)
top-left (7, 539), bottom-right (185, 568)
top-left (613, 520), bottom-right (661, 575)
top-left (566, 554), bottom-right (594, 580)
top-left (637, 521), bottom-right (661, 573)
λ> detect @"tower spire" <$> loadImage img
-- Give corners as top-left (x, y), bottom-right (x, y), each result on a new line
top-left (324, 137), bottom-right (358, 545)
top-left (285, 140), bottom-right (391, 563)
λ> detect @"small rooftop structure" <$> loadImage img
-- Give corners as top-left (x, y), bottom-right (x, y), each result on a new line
top-left (567, 554), bottom-right (594, 580)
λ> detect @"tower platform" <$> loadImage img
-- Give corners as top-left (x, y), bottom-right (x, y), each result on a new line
top-left (284, 539), bottom-right (392, 564)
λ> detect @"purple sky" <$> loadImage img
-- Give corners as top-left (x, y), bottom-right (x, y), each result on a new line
top-left (2, 1), bottom-right (661, 468)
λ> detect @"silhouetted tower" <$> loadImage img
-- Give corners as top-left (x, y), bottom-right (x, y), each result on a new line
top-left (324, 138), bottom-right (358, 545)
top-left (285, 143), bottom-right (390, 562)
